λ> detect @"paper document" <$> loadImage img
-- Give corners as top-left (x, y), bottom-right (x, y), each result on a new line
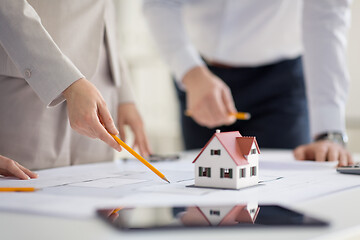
top-left (0, 150), bottom-right (359, 218)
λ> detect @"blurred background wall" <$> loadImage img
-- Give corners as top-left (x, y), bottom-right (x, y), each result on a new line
top-left (114, 0), bottom-right (360, 156)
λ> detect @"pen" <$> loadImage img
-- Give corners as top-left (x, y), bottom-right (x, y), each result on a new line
top-left (185, 111), bottom-right (251, 120)
top-left (109, 133), bottom-right (170, 183)
top-left (0, 187), bottom-right (37, 192)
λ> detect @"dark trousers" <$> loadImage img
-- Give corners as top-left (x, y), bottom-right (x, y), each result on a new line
top-left (175, 57), bottom-right (311, 150)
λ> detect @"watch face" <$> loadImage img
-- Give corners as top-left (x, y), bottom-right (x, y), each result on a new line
top-left (316, 132), bottom-right (347, 146)
top-left (327, 133), bottom-right (347, 146)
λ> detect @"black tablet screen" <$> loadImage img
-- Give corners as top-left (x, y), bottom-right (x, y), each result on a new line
top-left (97, 204), bottom-right (328, 231)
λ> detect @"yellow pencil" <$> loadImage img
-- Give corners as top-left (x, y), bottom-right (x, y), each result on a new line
top-left (230, 112), bottom-right (251, 120)
top-left (0, 187), bottom-right (37, 192)
top-left (111, 208), bottom-right (122, 215)
top-left (185, 110), bottom-right (251, 120)
top-left (109, 134), bottom-right (170, 183)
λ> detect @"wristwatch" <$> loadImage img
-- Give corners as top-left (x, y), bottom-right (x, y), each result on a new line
top-left (315, 132), bottom-right (348, 147)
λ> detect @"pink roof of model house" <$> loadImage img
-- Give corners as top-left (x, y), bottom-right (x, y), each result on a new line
top-left (192, 131), bottom-right (260, 166)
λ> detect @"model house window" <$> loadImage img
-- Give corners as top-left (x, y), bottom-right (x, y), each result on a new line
top-left (250, 148), bottom-right (257, 155)
top-left (199, 167), bottom-right (211, 177)
top-left (210, 149), bottom-right (221, 155)
top-left (239, 168), bottom-right (246, 178)
top-left (210, 210), bottom-right (220, 216)
top-left (220, 168), bottom-right (233, 178)
top-left (250, 166), bottom-right (257, 176)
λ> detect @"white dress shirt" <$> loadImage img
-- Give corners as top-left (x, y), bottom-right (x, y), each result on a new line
top-left (143, 0), bottom-right (351, 138)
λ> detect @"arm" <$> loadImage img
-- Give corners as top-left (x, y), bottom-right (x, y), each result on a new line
top-left (0, 1), bottom-right (120, 151)
top-left (294, 0), bottom-right (353, 166)
top-left (143, 0), bottom-right (237, 128)
top-left (0, 0), bottom-right (83, 106)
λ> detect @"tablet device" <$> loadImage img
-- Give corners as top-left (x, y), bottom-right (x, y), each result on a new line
top-left (97, 204), bottom-right (328, 231)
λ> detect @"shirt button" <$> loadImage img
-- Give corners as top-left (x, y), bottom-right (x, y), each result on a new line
top-left (24, 69), bottom-right (31, 78)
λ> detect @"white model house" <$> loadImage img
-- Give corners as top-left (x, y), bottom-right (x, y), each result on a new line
top-left (193, 130), bottom-right (260, 189)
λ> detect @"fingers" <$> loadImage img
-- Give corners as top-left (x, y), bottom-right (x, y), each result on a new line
top-left (117, 103), bottom-right (152, 158)
top-left (64, 78), bottom-right (121, 151)
top-left (92, 120), bottom-right (122, 152)
top-left (132, 127), bottom-right (152, 158)
top-left (293, 145), bottom-right (306, 160)
top-left (338, 151), bottom-right (348, 167)
top-left (127, 116), bottom-right (152, 158)
top-left (314, 143), bottom-right (328, 162)
top-left (294, 141), bottom-right (354, 166)
top-left (337, 151), bottom-right (354, 167)
top-left (183, 68), bottom-right (237, 128)
top-left (0, 156), bottom-right (35, 180)
top-left (15, 162), bottom-right (38, 179)
top-left (190, 88), bottom-right (234, 128)
top-left (221, 87), bottom-right (237, 125)
top-left (327, 147), bottom-right (339, 162)
top-left (347, 152), bottom-right (354, 165)
top-left (98, 102), bottom-right (119, 136)
top-left (118, 120), bottom-right (126, 144)
top-left (207, 91), bottom-right (228, 125)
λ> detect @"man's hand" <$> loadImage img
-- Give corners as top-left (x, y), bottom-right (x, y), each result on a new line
top-left (293, 141), bottom-right (354, 166)
top-left (62, 78), bottom-right (121, 152)
top-left (183, 66), bottom-right (237, 128)
top-left (0, 155), bottom-right (38, 180)
top-left (117, 103), bottom-right (152, 158)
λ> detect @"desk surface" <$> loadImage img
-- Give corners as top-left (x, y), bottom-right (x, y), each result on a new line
top-left (0, 150), bottom-right (359, 240)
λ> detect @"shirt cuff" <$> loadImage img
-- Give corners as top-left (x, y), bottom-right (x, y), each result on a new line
top-left (171, 45), bottom-right (205, 90)
top-left (309, 104), bottom-right (346, 139)
top-left (24, 54), bottom-right (84, 107)
top-left (117, 86), bottom-right (135, 105)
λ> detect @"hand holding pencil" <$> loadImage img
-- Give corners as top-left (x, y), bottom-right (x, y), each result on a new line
top-left (182, 66), bottom-right (241, 128)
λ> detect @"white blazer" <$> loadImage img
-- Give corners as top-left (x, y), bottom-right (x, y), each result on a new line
top-left (0, 0), bottom-right (134, 107)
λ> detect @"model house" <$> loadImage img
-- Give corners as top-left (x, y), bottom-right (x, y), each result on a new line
top-left (193, 130), bottom-right (260, 189)
top-left (181, 203), bottom-right (260, 226)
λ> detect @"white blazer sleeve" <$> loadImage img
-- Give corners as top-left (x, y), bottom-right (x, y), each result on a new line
top-left (0, 0), bottom-right (84, 107)
top-left (117, 56), bottom-right (135, 104)
top-left (302, 0), bottom-right (351, 138)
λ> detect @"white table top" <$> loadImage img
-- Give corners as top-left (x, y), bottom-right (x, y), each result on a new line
top-left (0, 150), bottom-right (359, 240)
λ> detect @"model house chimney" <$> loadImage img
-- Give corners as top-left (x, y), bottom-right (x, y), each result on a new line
top-left (216, 129), bottom-right (221, 133)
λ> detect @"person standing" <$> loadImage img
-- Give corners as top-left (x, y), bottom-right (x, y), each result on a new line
top-left (143, 0), bottom-right (353, 166)
top-left (0, 0), bottom-right (151, 178)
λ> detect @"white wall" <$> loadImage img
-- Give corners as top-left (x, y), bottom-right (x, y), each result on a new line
top-left (115, 0), bottom-right (183, 155)
top-left (114, 0), bottom-right (360, 155)
top-left (346, 0), bottom-right (360, 152)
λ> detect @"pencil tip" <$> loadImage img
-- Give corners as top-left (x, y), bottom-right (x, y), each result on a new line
top-left (163, 177), bottom-right (170, 183)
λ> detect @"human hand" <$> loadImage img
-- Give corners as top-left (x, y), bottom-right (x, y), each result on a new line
top-left (62, 78), bottom-right (121, 152)
top-left (293, 140), bottom-right (354, 166)
top-left (117, 103), bottom-right (152, 158)
top-left (0, 155), bottom-right (38, 180)
top-left (183, 66), bottom-right (237, 128)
